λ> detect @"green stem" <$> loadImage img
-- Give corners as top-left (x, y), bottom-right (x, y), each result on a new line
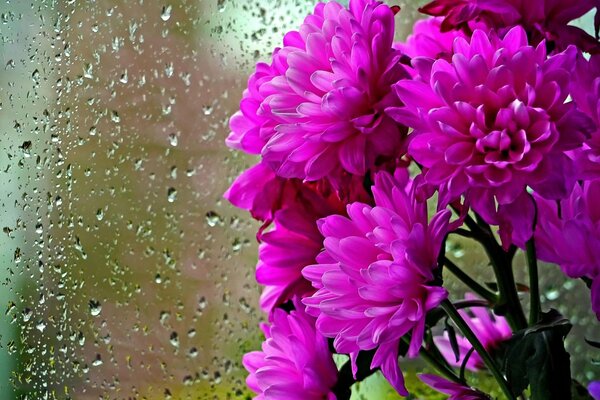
top-left (526, 237), bottom-right (540, 325)
top-left (449, 205), bottom-right (527, 330)
top-left (444, 257), bottom-right (498, 303)
top-left (441, 299), bottom-right (517, 400)
top-left (482, 239), bottom-right (527, 331)
top-left (402, 336), bottom-right (464, 385)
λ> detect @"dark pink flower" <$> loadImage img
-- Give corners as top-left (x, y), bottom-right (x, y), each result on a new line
top-left (302, 170), bottom-right (451, 395)
top-left (534, 180), bottom-right (600, 319)
top-left (395, 17), bottom-right (466, 61)
top-left (224, 162), bottom-right (289, 222)
top-left (257, 184), bottom-right (344, 312)
top-left (388, 26), bottom-right (589, 246)
top-left (570, 53), bottom-right (600, 180)
top-left (419, 374), bottom-right (490, 400)
top-left (226, 0), bottom-right (408, 181)
top-left (243, 299), bottom-right (338, 400)
top-left (420, 0), bottom-right (600, 53)
top-left (434, 294), bottom-right (511, 371)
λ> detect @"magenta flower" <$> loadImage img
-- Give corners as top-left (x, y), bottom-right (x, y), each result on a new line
top-left (243, 298), bottom-right (338, 400)
top-left (224, 162), bottom-right (290, 222)
top-left (226, 0), bottom-right (408, 181)
top-left (434, 294), bottom-right (511, 371)
top-left (420, 0), bottom-right (600, 53)
top-left (419, 374), bottom-right (490, 400)
top-left (302, 170), bottom-right (451, 395)
top-left (388, 26), bottom-right (590, 246)
top-left (258, 185), bottom-right (344, 312)
top-left (534, 180), bottom-right (600, 320)
top-left (395, 17), bottom-right (466, 61)
top-left (570, 53), bottom-right (600, 180)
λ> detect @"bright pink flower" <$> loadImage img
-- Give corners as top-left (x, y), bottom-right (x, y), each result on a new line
top-left (226, 0), bottom-right (408, 181)
top-left (224, 162), bottom-right (289, 222)
top-left (388, 26), bottom-right (590, 247)
top-left (395, 17), bottom-right (466, 61)
top-left (534, 180), bottom-right (600, 320)
top-left (302, 170), bottom-right (451, 395)
top-left (420, 0), bottom-right (600, 53)
top-left (224, 161), bottom-right (371, 223)
top-left (419, 374), bottom-right (490, 400)
top-left (570, 53), bottom-right (600, 180)
top-left (258, 184), bottom-right (344, 312)
top-left (434, 294), bottom-right (511, 371)
top-left (243, 299), bottom-right (338, 400)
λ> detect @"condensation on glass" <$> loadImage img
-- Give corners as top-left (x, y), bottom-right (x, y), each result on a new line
top-left (0, 1), bottom-right (596, 399)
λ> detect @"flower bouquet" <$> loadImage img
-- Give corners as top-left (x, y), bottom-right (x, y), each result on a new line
top-left (224, 0), bottom-right (600, 398)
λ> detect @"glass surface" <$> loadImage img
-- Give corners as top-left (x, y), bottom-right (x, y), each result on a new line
top-left (0, 1), bottom-right (597, 399)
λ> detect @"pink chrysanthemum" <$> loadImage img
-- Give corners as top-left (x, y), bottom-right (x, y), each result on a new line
top-left (243, 299), bottom-right (338, 400)
top-left (257, 184), bottom-right (344, 312)
top-left (224, 162), bottom-right (294, 222)
top-left (420, 0), bottom-right (600, 53)
top-left (419, 374), bottom-right (490, 400)
top-left (302, 170), bottom-right (451, 395)
top-left (389, 26), bottom-right (590, 246)
top-left (395, 17), bottom-right (466, 61)
top-left (570, 53), bottom-right (600, 179)
top-left (226, 0), bottom-right (407, 181)
top-left (534, 180), bottom-right (600, 320)
top-left (434, 294), bottom-right (511, 371)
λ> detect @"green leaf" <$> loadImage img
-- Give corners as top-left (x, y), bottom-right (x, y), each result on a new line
top-left (502, 309), bottom-right (573, 400)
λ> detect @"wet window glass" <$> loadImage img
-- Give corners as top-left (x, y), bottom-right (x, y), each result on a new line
top-left (0, 1), bottom-right (596, 399)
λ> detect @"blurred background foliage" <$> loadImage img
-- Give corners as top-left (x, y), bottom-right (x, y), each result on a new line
top-left (0, 0), bottom-right (597, 399)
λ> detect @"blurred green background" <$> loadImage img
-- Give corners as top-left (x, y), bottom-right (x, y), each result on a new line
top-left (0, 1), bottom-right (597, 399)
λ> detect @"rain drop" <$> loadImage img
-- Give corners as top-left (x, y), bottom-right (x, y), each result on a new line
top-left (161, 5), bottom-right (172, 21)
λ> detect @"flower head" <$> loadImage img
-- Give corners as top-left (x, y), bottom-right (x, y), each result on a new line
top-left (302, 170), bottom-right (451, 395)
top-left (434, 294), bottom-right (511, 371)
top-left (395, 17), bottom-right (466, 61)
top-left (571, 53), bottom-right (600, 180)
top-left (419, 374), bottom-right (490, 400)
top-left (419, 0), bottom-right (600, 53)
top-left (257, 183), bottom-right (345, 312)
top-left (243, 299), bottom-right (338, 399)
top-left (226, 0), bottom-right (408, 181)
top-left (389, 26), bottom-right (590, 245)
top-left (535, 180), bottom-right (600, 319)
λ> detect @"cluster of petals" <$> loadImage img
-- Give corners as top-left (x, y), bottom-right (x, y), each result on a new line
top-left (571, 53), bottom-right (600, 180)
top-left (434, 294), bottom-right (511, 371)
top-left (395, 17), bottom-right (466, 62)
top-left (534, 180), bottom-right (600, 319)
top-left (225, 0), bottom-right (408, 182)
top-left (243, 298), bottom-right (338, 400)
top-left (419, 374), bottom-right (490, 400)
top-left (257, 180), bottom-right (346, 312)
top-left (420, 0), bottom-right (600, 53)
top-left (389, 26), bottom-right (590, 246)
top-left (302, 170), bottom-right (451, 395)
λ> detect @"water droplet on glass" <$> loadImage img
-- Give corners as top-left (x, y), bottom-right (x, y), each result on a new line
top-left (119, 69), bottom-right (128, 83)
top-left (92, 354), bottom-right (103, 366)
top-left (168, 132), bottom-right (178, 147)
top-left (205, 211), bottom-right (222, 227)
top-left (167, 187), bottom-right (177, 202)
top-left (161, 5), bottom-right (172, 21)
top-left (169, 331), bottom-right (179, 348)
top-left (89, 300), bottom-right (102, 316)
